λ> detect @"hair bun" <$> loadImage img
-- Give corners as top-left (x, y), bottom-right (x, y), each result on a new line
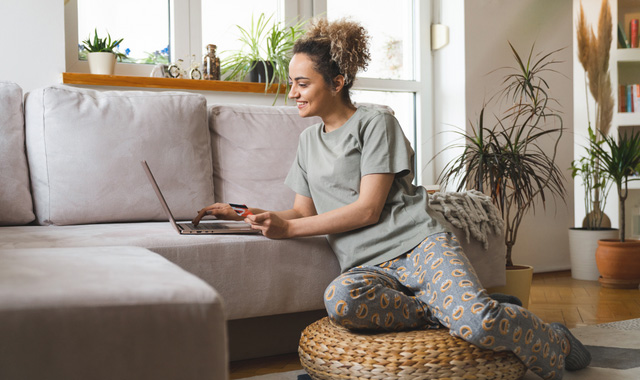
top-left (302, 17), bottom-right (371, 83)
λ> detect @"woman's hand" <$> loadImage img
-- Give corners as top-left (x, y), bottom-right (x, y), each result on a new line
top-left (245, 212), bottom-right (290, 239)
top-left (193, 203), bottom-right (243, 225)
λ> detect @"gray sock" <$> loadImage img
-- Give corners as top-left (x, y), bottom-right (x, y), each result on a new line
top-left (549, 322), bottom-right (591, 371)
top-left (489, 292), bottom-right (523, 307)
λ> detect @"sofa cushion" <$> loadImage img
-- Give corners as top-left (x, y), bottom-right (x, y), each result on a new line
top-left (209, 104), bottom-right (320, 211)
top-left (25, 86), bottom-right (214, 225)
top-left (0, 246), bottom-right (227, 380)
top-left (0, 223), bottom-right (341, 320)
top-left (0, 81), bottom-right (35, 225)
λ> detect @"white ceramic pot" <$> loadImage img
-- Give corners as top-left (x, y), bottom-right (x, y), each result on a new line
top-left (568, 228), bottom-right (619, 281)
top-left (87, 52), bottom-right (116, 75)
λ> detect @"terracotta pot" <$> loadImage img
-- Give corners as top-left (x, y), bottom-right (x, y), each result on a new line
top-left (595, 239), bottom-right (640, 289)
top-left (485, 265), bottom-right (533, 308)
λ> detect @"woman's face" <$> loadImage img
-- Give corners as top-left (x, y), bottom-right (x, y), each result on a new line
top-left (288, 53), bottom-right (337, 119)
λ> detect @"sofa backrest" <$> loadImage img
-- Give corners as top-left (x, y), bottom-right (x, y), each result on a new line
top-left (208, 104), bottom-right (321, 211)
top-left (0, 81), bottom-right (35, 225)
top-left (25, 85), bottom-right (215, 226)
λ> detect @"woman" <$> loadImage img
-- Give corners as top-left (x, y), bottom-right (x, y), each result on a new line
top-left (194, 18), bottom-right (590, 380)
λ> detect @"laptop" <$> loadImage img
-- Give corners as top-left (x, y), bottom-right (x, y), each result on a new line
top-left (141, 160), bottom-right (260, 235)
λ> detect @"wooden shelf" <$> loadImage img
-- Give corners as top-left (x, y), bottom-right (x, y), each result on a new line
top-left (61, 72), bottom-right (286, 94)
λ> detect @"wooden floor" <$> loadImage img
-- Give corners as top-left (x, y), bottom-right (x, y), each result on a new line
top-left (229, 270), bottom-right (640, 379)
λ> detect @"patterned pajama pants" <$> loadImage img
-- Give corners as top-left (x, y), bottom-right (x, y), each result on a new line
top-left (324, 232), bottom-right (570, 380)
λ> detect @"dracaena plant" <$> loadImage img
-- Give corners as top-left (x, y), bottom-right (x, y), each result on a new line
top-left (589, 129), bottom-right (640, 242)
top-left (437, 42), bottom-right (566, 267)
top-left (81, 29), bottom-right (127, 61)
top-left (221, 13), bottom-right (306, 102)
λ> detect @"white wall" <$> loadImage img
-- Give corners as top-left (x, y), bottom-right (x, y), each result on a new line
top-left (0, 0), bottom-right (65, 93)
top-left (435, 0), bottom-right (575, 272)
top-left (433, 0), bottom-right (466, 188)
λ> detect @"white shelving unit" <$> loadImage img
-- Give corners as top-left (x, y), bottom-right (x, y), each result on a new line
top-left (574, 0), bottom-right (640, 238)
top-left (613, 0), bottom-right (640, 237)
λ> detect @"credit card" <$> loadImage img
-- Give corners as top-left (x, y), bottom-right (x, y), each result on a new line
top-left (229, 203), bottom-right (253, 217)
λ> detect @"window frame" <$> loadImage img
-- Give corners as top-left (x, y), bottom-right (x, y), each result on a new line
top-left (64, 0), bottom-right (434, 185)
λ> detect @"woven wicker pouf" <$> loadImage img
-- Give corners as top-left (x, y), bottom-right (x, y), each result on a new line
top-left (299, 317), bottom-right (527, 380)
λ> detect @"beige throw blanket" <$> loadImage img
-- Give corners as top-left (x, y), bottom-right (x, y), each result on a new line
top-left (428, 190), bottom-right (504, 250)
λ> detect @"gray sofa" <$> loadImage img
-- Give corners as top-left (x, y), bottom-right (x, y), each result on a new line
top-left (0, 81), bottom-right (506, 378)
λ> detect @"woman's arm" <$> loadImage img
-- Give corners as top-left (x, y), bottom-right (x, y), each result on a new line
top-left (245, 173), bottom-right (394, 238)
top-left (192, 193), bottom-right (317, 225)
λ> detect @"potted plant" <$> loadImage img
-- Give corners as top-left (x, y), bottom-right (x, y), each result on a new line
top-left (568, 0), bottom-right (619, 281)
top-left (221, 13), bottom-right (306, 101)
top-left (81, 29), bottom-right (127, 75)
top-left (590, 129), bottom-right (640, 288)
top-left (569, 127), bottom-right (617, 280)
top-left (437, 43), bottom-right (567, 307)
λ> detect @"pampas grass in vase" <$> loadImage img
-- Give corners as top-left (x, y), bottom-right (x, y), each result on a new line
top-left (575, 0), bottom-right (615, 229)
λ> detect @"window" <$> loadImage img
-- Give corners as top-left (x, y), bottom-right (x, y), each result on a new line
top-left (201, 0), bottom-right (281, 59)
top-left (64, 0), bottom-right (433, 184)
top-left (353, 91), bottom-right (415, 152)
top-left (77, 0), bottom-right (170, 65)
top-left (326, 0), bottom-right (414, 80)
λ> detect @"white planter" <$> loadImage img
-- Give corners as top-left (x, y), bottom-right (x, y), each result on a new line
top-left (87, 52), bottom-right (116, 75)
top-left (568, 228), bottom-right (619, 281)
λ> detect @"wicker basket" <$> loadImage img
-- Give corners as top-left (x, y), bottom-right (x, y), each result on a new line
top-left (299, 317), bottom-right (527, 380)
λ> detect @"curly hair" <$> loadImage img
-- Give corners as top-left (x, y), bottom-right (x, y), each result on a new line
top-left (293, 18), bottom-right (370, 102)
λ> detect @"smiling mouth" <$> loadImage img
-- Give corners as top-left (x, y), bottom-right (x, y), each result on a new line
top-left (297, 101), bottom-right (307, 108)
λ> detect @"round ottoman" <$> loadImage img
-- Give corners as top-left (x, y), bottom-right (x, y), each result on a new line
top-left (298, 317), bottom-right (527, 380)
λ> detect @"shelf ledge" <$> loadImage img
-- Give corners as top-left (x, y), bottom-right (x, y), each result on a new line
top-left (61, 72), bottom-right (287, 94)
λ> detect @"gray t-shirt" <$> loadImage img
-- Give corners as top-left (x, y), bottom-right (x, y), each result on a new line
top-left (285, 106), bottom-right (448, 272)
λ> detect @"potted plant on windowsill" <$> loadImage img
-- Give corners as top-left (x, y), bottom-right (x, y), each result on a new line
top-left (81, 29), bottom-right (127, 76)
top-left (590, 129), bottom-right (640, 289)
top-left (220, 13), bottom-right (306, 102)
top-left (437, 42), bottom-right (567, 307)
top-left (568, 0), bottom-right (618, 281)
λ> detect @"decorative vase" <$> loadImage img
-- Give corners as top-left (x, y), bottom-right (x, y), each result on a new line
top-left (582, 201), bottom-right (612, 228)
top-left (485, 265), bottom-right (534, 308)
top-left (87, 52), bottom-right (116, 75)
top-left (568, 228), bottom-right (618, 281)
top-left (203, 44), bottom-right (220, 80)
top-left (595, 239), bottom-right (640, 289)
top-left (249, 61), bottom-right (274, 83)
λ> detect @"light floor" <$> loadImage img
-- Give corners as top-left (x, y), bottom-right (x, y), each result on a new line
top-left (229, 270), bottom-right (640, 379)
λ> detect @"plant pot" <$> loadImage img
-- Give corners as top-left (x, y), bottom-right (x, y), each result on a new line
top-left (568, 228), bottom-right (619, 281)
top-left (87, 52), bottom-right (116, 75)
top-left (249, 61), bottom-right (274, 83)
top-left (485, 265), bottom-right (534, 308)
top-left (595, 239), bottom-right (640, 289)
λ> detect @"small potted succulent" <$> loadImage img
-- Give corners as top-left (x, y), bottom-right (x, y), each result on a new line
top-left (81, 29), bottom-right (127, 75)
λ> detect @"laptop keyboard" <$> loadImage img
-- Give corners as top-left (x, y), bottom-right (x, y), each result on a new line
top-left (185, 222), bottom-right (227, 230)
